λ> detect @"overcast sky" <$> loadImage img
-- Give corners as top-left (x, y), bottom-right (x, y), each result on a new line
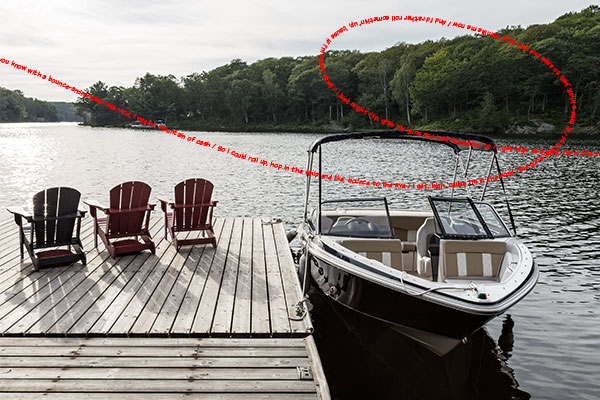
top-left (0, 0), bottom-right (594, 102)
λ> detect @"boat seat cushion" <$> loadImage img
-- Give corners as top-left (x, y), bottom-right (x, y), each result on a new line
top-left (402, 242), bottom-right (417, 252)
top-left (439, 240), bottom-right (506, 282)
top-left (338, 239), bottom-right (411, 271)
top-left (390, 215), bottom-right (429, 242)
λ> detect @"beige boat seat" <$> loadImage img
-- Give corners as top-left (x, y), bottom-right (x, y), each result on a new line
top-left (391, 216), bottom-right (423, 241)
top-left (416, 217), bottom-right (437, 277)
top-left (390, 215), bottom-right (428, 253)
top-left (338, 239), bottom-right (411, 272)
top-left (438, 239), bottom-right (506, 282)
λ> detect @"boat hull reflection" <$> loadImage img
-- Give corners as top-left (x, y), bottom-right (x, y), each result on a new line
top-left (308, 285), bottom-right (530, 400)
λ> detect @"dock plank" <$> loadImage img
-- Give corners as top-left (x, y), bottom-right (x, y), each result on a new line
top-left (191, 218), bottom-right (234, 334)
top-left (212, 218), bottom-right (244, 334)
top-left (0, 380), bottom-right (317, 393)
top-left (251, 217), bottom-right (271, 335)
top-left (273, 223), bottom-right (312, 335)
top-left (0, 367), bottom-right (299, 380)
top-left (231, 217), bottom-right (253, 335)
top-left (0, 395), bottom-right (317, 400)
top-left (0, 356), bottom-right (311, 368)
top-left (263, 222), bottom-right (291, 335)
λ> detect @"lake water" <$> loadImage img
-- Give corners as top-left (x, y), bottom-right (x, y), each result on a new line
top-left (0, 122), bottom-right (598, 399)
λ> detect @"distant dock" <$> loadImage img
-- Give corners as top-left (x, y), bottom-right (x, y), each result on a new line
top-left (0, 217), bottom-right (329, 399)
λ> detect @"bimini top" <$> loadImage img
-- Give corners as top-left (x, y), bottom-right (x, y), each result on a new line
top-left (308, 130), bottom-right (497, 154)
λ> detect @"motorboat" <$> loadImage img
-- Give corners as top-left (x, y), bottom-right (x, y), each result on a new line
top-left (130, 120), bottom-right (164, 130)
top-left (130, 121), bottom-right (154, 129)
top-left (296, 130), bottom-right (538, 355)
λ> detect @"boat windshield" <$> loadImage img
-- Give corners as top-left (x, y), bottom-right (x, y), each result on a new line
top-left (428, 197), bottom-right (510, 239)
top-left (314, 197), bottom-right (395, 238)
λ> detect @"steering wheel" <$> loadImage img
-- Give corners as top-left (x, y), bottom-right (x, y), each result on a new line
top-left (450, 219), bottom-right (474, 234)
top-left (345, 217), bottom-right (371, 225)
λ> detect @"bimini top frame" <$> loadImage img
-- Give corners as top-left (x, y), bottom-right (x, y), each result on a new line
top-left (307, 129), bottom-right (497, 154)
top-left (302, 130), bottom-right (517, 235)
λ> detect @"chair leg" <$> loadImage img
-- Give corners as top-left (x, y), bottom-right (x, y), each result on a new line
top-left (94, 223), bottom-right (98, 249)
top-left (19, 232), bottom-right (24, 259)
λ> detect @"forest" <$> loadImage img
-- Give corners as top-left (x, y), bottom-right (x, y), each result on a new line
top-left (0, 87), bottom-right (59, 122)
top-left (34, 8), bottom-right (600, 133)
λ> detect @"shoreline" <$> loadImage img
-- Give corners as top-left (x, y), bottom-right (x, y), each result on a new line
top-left (82, 122), bottom-right (600, 137)
top-left (2, 120), bottom-right (597, 137)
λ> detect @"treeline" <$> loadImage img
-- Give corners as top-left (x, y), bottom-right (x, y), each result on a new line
top-left (76, 6), bottom-right (600, 133)
top-left (50, 102), bottom-right (83, 122)
top-left (0, 87), bottom-right (58, 122)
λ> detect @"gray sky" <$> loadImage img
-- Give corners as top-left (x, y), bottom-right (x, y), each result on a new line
top-left (0, 0), bottom-right (594, 102)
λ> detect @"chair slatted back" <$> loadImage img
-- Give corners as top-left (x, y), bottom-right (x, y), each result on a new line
top-left (32, 187), bottom-right (80, 246)
top-left (173, 179), bottom-right (214, 231)
top-left (108, 181), bottom-right (151, 236)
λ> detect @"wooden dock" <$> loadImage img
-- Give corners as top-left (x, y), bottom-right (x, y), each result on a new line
top-left (0, 336), bottom-right (327, 399)
top-left (0, 216), bottom-right (329, 399)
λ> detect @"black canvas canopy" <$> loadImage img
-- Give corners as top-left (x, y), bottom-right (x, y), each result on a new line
top-left (308, 130), bottom-right (497, 154)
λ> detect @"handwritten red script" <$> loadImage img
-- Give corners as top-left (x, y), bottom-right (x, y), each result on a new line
top-left (1, 17), bottom-right (595, 190)
top-left (318, 15), bottom-right (581, 187)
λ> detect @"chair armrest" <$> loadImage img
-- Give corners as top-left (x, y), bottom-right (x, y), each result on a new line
top-left (107, 205), bottom-right (155, 214)
top-left (172, 201), bottom-right (218, 209)
top-left (157, 198), bottom-right (173, 213)
top-left (84, 200), bottom-right (109, 213)
top-left (7, 206), bottom-right (32, 220)
top-left (7, 206), bottom-right (32, 225)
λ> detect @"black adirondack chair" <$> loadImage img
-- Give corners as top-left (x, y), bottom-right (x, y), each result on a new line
top-left (7, 187), bottom-right (87, 271)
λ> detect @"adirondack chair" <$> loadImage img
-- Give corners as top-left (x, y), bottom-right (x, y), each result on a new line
top-left (158, 178), bottom-right (218, 250)
top-left (84, 181), bottom-right (156, 259)
top-left (7, 187), bottom-right (86, 271)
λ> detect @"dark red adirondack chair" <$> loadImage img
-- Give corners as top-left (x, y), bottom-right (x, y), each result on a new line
top-left (158, 178), bottom-right (218, 250)
top-left (7, 187), bottom-right (86, 271)
top-left (85, 181), bottom-right (156, 259)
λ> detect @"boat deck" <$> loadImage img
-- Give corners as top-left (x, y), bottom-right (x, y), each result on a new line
top-left (0, 216), bottom-right (327, 399)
